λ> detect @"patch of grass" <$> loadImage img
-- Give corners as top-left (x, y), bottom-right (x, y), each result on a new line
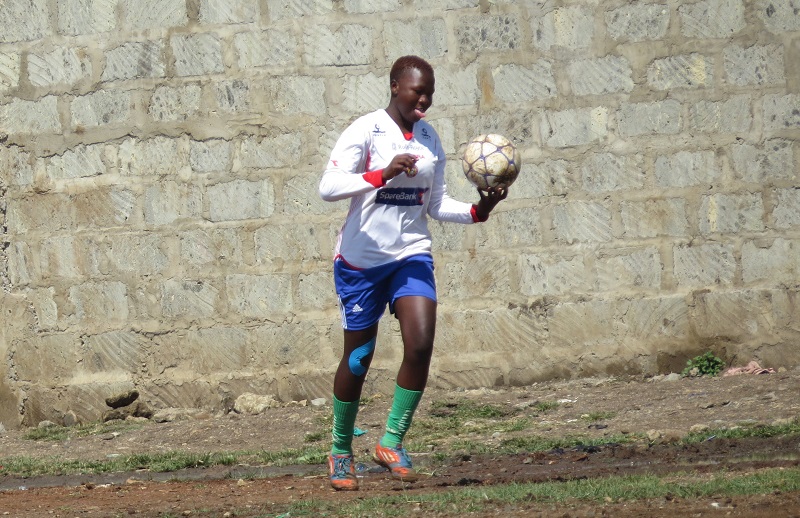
top-left (682, 418), bottom-right (800, 444)
top-left (429, 400), bottom-right (515, 420)
top-left (255, 446), bottom-right (328, 467)
top-left (303, 431), bottom-right (326, 443)
top-left (0, 451), bottom-right (238, 477)
top-left (531, 400), bottom-right (560, 413)
top-left (581, 411), bottom-right (616, 422)
top-left (269, 466), bottom-right (800, 516)
top-left (23, 421), bottom-right (143, 442)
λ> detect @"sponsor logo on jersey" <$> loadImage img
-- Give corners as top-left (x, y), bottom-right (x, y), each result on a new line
top-left (421, 128), bottom-right (430, 140)
top-left (375, 187), bottom-right (428, 206)
top-left (352, 304), bottom-right (363, 313)
top-left (372, 124), bottom-right (385, 136)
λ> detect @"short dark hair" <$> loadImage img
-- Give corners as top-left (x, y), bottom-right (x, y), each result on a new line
top-left (389, 55), bottom-right (434, 84)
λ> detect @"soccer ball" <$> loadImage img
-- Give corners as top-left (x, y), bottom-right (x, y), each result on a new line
top-left (461, 134), bottom-right (521, 191)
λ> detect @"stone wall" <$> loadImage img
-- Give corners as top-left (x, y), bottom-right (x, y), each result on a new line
top-left (1, 0), bottom-right (798, 428)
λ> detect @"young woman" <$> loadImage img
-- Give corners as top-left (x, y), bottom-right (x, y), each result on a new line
top-left (319, 55), bottom-right (508, 491)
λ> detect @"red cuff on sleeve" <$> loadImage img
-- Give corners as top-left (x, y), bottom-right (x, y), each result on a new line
top-left (471, 204), bottom-right (488, 223)
top-left (362, 169), bottom-right (385, 188)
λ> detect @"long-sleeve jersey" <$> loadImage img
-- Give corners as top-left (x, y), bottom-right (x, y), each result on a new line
top-left (319, 109), bottom-right (479, 269)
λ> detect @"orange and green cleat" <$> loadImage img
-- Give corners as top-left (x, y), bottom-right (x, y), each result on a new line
top-left (373, 442), bottom-right (418, 482)
top-left (328, 453), bottom-right (359, 491)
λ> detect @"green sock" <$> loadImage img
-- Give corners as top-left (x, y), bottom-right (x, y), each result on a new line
top-left (381, 385), bottom-right (423, 448)
top-left (331, 396), bottom-right (360, 455)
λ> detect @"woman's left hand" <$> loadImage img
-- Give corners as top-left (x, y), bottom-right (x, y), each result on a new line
top-left (475, 186), bottom-right (508, 220)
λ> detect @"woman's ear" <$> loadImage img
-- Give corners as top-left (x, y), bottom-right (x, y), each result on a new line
top-left (390, 79), bottom-right (399, 96)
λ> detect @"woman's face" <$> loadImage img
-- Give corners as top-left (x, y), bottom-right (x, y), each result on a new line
top-left (391, 67), bottom-right (435, 124)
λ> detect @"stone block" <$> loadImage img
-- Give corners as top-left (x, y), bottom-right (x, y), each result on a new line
top-left (252, 320), bottom-right (333, 369)
top-left (432, 64), bottom-right (480, 107)
top-left (617, 100), bottom-right (681, 137)
top-left (493, 62), bottom-right (557, 102)
top-left (532, 6), bottom-right (594, 51)
top-left (208, 179), bottom-right (274, 221)
top-left (84, 330), bottom-right (149, 374)
top-left (723, 44), bottom-right (785, 86)
top-left (742, 238), bottom-right (800, 285)
top-left (756, 0), bottom-right (800, 33)
top-left (0, 0), bottom-right (49, 42)
top-left (121, 0), bottom-right (188, 30)
top-left (161, 279), bottom-right (219, 319)
top-left (190, 139), bottom-right (231, 173)
top-left (511, 159), bottom-right (576, 199)
top-left (475, 207), bottom-right (543, 249)
top-left (518, 253), bottom-right (591, 296)
top-left (605, 2), bottom-right (669, 42)
top-left (13, 333), bottom-right (81, 383)
top-left (148, 84), bottom-right (202, 122)
top-left (105, 234), bottom-right (170, 276)
top-left (6, 194), bottom-right (76, 234)
top-left (616, 296), bottom-right (690, 340)
top-left (271, 75), bottom-right (326, 115)
top-left (596, 247), bottom-right (662, 291)
top-left (763, 94), bottom-right (800, 130)
top-left (655, 150), bottom-right (720, 188)
top-left (429, 219), bottom-right (467, 252)
top-left (567, 55), bottom-right (634, 96)
top-left (344, 0), bottom-right (401, 13)
top-left (456, 14), bottom-right (523, 54)
top-left (0, 97), bottom-right (61, 134)
top-left (58, 0), bottom-right (117, 36)
top-left (199, 0), bottom-right (259, 24)
top-left (171, 33), bottom-right (224, 77)
top-left (297, 271), bottom-right (336, 310)
top-left (69, 281), bottom-right (129, 323)
top-left (119, 136), bottom-right (187, 177)
top-left (673, 243), bottom-right (735, 288)
top-left (1, 145), bottom-right (37, 186)
top-left (303, 24), bottom-right (372, 66)
top-left (341, 72), bottom-right (386, 114)
top-left (266, 0), bottom-right (334, 20)
top-left (284, 174), bottom-right (334, 215)
top-left (40, 235), bottom-right (82, 279)
top-left (692, 290), bottom-right (774, 339)
top-left (234, 31), bottom-right (297, 69)
top-left (549, 299), bottom-right (615, 347)
top-left (144, 181), bottom-right (202, 226)
top-left (581, 152), bottom-right (644, 193)
top-left (29, 287), bottom-right (58, 331)
top-left (180, 228), bottom-right (243, 270)
top-left (620, 198), bottom-right (689, 238)
top-left (0, 51), bottom-right (21, 93)
top-left (102, 41), bottom-right (165, 82)
top-left (541, 107), bottom-right (608, 148)
top-left (439, 257), bottom-right (511, 299)
top-left (226, 274), bottom-right (293, 317)
top-left (689, 95), bottom-right (752, 133)
top-left (255, 223), bottom-right (322, 265)
top-left (239, 134), bottom-right (302, 169)
top-left (678, 0), bottom-right (745, 38)
top-left (731, 139), bottom-right (794, 183)
top-left (46, 143), bottom-right (108, 181)
top-left (73, 188), bottom-right (138, 229)
top-left (214, 79), bottom-right (251, 113)
top-left (71, 90), bottom-right (132, 128)
top-left (773, 188), bottom-right (800, 229)
top-left (552, 201), bottom-right (613, 244)
top-left (384, 18), bottom-right (447, 61)
top-left (647, 53), bottom-right (714, 90)
top-left (699, 193), bottom-right (765, 234)
top-left (28, 46), bottom-right (91, 87)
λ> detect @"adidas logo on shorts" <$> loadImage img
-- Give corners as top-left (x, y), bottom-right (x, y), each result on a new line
top-left (352, 304), bottom-right (363, 313)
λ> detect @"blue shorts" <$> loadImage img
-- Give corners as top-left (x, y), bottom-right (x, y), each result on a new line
top-left (334, 254), bottom-right (436, 331)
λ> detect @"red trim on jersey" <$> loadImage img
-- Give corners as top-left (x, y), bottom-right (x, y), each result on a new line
top-left (334, 254), bottom-right (364, 270)
top-left (363, 170), bottom-right (385, 187)
top-left (403, 132), bottom-right (413, 141)
top-left (471, 204), bottom-right (488, 223)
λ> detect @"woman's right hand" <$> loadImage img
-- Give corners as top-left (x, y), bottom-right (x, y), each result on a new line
top-left (382, 153), bottom-right (419, 182)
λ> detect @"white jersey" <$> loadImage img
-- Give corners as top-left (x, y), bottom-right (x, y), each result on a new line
top-left (319, 109), bottom-right (477, 269)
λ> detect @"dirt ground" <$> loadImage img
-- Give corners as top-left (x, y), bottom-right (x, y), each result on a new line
top-left (1, 369), bottom-right (799, 517)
